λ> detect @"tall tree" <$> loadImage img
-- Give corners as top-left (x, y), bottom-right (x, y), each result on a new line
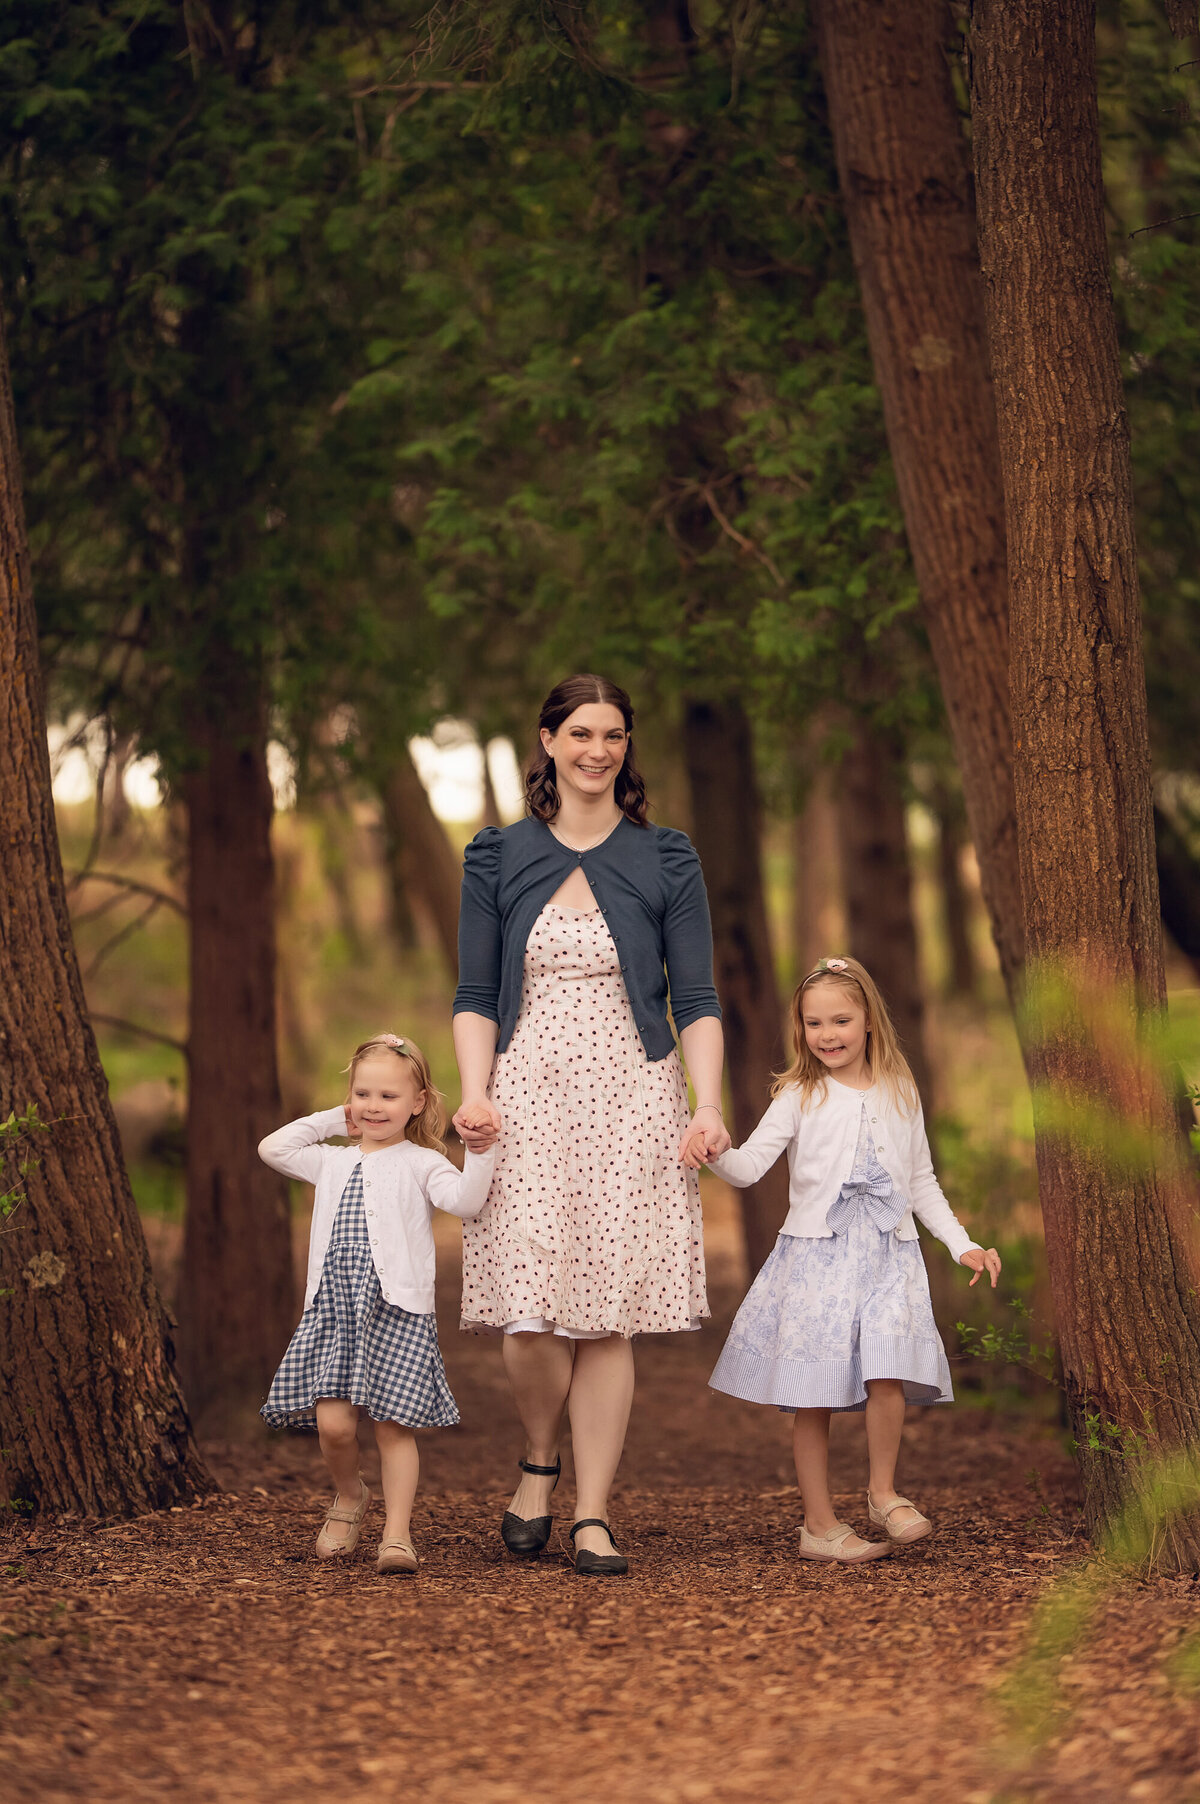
top-left (0, 305), bottom-right (210, 1513)
top-left (0, 1), bottom-right (404, 1408)
top-left (971, 0), bottom-right (1200, 1568)
top-left (813, 0), bottom-right (1023, 994)
top-left (836, 718), bottom-right (935, 1111)
top-left (683, 697), bottom-right (790, 1272)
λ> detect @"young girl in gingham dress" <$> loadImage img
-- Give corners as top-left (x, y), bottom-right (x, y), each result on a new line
top-left (260, 1034), bottom-right (495, 1575)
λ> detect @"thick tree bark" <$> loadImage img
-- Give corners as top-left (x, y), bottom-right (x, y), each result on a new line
top-left (682, 697), bottom-right (790, 1274)
top-left (814, 0), bottom-right (1023, 995)
top-left (0, 307), bottom-right (210, 1514)
top-left (178, 689), bottom-right (295, 1416)
top-left (836, 722), bottom-right (937, 1114)
top-left (972, 0), bottom-right (1200, 1569)
top-left (380, 746), bottom-right (461, 982)
top-left (932, 777), bottom-right (978, 998)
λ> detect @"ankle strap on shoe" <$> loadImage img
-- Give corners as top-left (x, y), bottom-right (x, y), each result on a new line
top-left (570, 1518), bottom-right (617, 1548)
top-left (518, 1458), bottom-right (561, 1477)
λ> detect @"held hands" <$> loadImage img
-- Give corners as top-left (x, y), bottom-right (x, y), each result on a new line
top-left (453, 1097), bottom-right (502, 1154)
top-left (678, 1105), bottom-right (732, 1171)
top-left (960, 1246), bottom-right (1002, 1288)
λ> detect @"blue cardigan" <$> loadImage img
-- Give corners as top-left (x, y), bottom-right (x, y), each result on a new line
top-left (453, 815), bottom-right (721, 1061)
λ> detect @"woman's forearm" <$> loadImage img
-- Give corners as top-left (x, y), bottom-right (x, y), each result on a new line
top-left (678, 1016), bottom-right (725, 1114)
top-left (453, 1011), bottom-right (500, 1100)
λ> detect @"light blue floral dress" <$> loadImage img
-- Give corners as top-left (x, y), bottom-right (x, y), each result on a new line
top-left (709, 1094), bottom-right (953, 1412)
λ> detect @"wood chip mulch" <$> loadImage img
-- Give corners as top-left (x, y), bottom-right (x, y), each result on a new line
top-left (3, 1243), bottom-right (1199, 1803)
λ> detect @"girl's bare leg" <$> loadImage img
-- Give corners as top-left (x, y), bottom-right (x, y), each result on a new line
top-left (568, 1335), bottom-right (635, 1558)
top-left (864, 1378), bottom-right (922, 1530)
top-left (792, 1406), bottom-right (879, 1554)
top-left (374, 1421), bottom-right (420, 1546)
top-left (315, 1398), bottom-right (365, 1547)
top-left (502, 1331), bottom-right (574, 1518)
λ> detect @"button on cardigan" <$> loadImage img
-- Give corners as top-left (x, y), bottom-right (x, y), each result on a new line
top-left (258, 1108), bottom-right (495, 1314)
top-left (708, 1080), bottom-right (981, 1263)
top-left (453, 815), bottom-right (722, 1061)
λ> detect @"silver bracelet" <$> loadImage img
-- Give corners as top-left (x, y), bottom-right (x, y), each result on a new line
top-left (693, 1104), bottom-right (724, 1119)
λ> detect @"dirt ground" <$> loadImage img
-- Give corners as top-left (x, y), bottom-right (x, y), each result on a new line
top-left (3, 1199), bottom-right (1199, 1804)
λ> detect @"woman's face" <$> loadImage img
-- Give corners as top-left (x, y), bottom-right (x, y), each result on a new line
top-left (541, 703), bottom-right (628, 804)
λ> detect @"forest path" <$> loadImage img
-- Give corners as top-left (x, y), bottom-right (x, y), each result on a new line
top-left (2, 1217), bottom-right (1198, 1804)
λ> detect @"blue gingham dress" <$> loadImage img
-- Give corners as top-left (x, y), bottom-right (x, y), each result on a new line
top-left (262, 1164), bottom-right (459, 1431)
top-left (709, 1097), bottom-right (953, 1413)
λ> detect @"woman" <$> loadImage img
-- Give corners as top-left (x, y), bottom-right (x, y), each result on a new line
top-left (452, 673), bottom-right (730, 1575)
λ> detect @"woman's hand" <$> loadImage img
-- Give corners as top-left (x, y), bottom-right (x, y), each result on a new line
top-left (454, 1097), bottom-right (502, 1154)
top-left (678, 1106), bottom-right (732, 1170)
top-left (960, 1247), bottom-right (1002, 1288)
top-left (343, 1103), bottom-right (362, 1141)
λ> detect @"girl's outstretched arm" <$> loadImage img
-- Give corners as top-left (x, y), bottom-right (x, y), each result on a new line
top-left (425, 1145), bottom-right (496, 1220)
top-left (705, 1092), bottom-right (798, 1188)
top-left (906, 1108), bottom-right (983, 1262)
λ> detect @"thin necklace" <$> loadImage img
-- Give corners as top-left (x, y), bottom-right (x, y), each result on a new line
top-left (549, 817), bottom-right (621, 853)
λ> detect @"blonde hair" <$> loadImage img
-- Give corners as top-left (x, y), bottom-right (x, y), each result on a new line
top-left (343, 1033), bottom-right (447, 1152)
top-left (773, 957), bottom-right (919, 1113)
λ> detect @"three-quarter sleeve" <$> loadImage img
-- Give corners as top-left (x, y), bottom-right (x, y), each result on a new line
top-left (452, 826), bottom-right (504, 1024)
top-left (659, 828), bottom-right (722, 1032)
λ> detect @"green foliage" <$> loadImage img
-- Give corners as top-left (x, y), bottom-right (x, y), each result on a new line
top-left (1099, 0), bottom-right (1200, 770)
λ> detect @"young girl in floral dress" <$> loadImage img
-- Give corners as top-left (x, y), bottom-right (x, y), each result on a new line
top-left (708, 958), bottom-right (1001, 1563)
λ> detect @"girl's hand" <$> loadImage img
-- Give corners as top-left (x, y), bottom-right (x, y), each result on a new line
top-left (678, 1107), bottom-right (732, 1170)
top-left (960, 1247), bottom-right (1002, 1288)
top-left (453, 1097), bottom-right (502, 1153)
top-left (343, 1104), bottom-right (362, 1141)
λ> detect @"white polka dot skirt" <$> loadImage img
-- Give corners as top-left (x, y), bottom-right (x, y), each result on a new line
top-left (262, 1165), bottom-right (459, 1430)
top-left (461, 904), bottom-right (709, 1337)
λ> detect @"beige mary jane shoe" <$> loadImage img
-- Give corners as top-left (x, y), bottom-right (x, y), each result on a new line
top-left (867, 1493), bottom-right (932, 1544)
top-left (315, 1479), bottom-right (371, 1559)
top-left (797, 1521), bottom-right (890, 1563)
top-left (376, 1539), bottom-right (419, 1577)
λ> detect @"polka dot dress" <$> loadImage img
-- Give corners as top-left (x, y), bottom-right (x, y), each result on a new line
top-left (460, 904), bottom-right (709, 1337)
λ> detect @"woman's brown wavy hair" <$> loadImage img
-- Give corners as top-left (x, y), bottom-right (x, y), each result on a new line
top-left (524, 674), bottom-right (649, 826)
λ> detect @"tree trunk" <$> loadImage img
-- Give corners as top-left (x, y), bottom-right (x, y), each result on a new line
top-left (813, 0), bottom-right (1023, 995)
top-left (972, 0), bottom-right (1200, 1569)
top-left (380, 745), bottom-right (461, 982)
top-left (836, 721), bottom-right (937, 1115)
top-left (178, 689), bottom-right (295, 1417)
top-left (682, 697), bottom-right (790, 1274)
top-left (932, 777), bottom-right (978, 998)
top-left (791, 760), bottom-right (845, 979)
top-left (0, 307), bottom-right (210, 1515)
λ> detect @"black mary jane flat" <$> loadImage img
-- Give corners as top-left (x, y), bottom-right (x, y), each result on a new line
top-left (569, 1517), bottom-right (629, 1577)
top-left (500, 1456), bottom-right (561, 1557)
